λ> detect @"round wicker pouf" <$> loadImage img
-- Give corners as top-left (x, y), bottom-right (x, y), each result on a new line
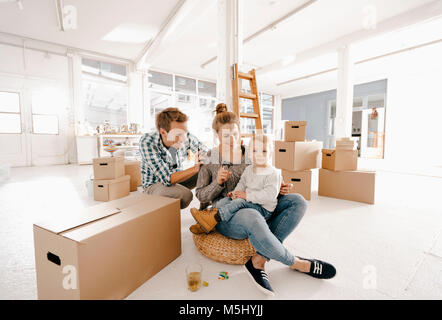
top-left (193, 231), bottom-right (256, 265)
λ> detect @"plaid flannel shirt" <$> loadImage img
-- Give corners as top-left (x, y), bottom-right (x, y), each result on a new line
top-left (139, 130), bottom-right (208, 188)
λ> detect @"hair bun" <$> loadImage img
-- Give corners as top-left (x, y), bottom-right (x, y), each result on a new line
top-left (215, 103), bottom-right (228, 115)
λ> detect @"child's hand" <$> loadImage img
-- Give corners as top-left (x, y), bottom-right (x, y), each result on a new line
top-left (232, 190), bottom-right (246, 200)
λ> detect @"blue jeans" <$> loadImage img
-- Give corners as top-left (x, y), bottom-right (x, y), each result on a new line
top-left (215, 194), bottom-right (307, 266)
top-left (217, 198), bottom-right (272, 222)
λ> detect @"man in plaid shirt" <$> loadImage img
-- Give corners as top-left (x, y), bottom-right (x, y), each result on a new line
top-left (139, 107), bottom-right (209, 209)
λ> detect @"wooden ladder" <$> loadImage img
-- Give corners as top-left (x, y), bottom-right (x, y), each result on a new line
top-left (231, 63), bottom-right (262, 138)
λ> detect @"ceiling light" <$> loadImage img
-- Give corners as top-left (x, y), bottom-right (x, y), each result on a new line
top-left (103, 24), bottom-right (156, 44)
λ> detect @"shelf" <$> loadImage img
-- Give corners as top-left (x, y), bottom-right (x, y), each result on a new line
top-left (100, 134), bottom-right (143, 137)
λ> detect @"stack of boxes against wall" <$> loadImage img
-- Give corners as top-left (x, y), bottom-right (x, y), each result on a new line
top-left (319, 138), bottom-right (376, 204)
top-left (92, 157), bottom-right (142, 201)
top-left (274, 121), bottom-right (323, 201)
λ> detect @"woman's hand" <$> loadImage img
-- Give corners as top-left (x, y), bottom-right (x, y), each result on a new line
top-left (227, 192), bottom-right (233, 198)
top-left (232, 190), bottom-right (246, 200)
top-left (279, 182), bottom-right (293, 195)
top-left (216, 166), bottom-right (231, 185)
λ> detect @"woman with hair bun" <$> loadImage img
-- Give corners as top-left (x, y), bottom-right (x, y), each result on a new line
top-left (191, 103), bottom-right (336, 296)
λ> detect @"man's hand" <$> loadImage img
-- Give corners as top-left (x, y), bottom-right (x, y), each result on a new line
top-left (216, 166), bottom-right (231, 185)
top-left (279, 182), bottom-right (293, 195)
top-left (232, 190), bottom-right (246, 200)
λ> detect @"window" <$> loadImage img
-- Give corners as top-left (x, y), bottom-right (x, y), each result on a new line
top-left (175, 76), bottom-right (196, 94)
top-left (31, 88), bottom-right (66, 135)
top-left (146, 70), bottom-right (217, 146)
top-left (0, 91), bottom-right (21, 134)
top-left (81, 58), bottom-right (129, 129)
top-left (148, 71), bottom-right (173, 92)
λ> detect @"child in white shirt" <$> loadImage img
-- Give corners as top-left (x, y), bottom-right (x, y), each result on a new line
top-left (191, 134), bottom-right (282, 233)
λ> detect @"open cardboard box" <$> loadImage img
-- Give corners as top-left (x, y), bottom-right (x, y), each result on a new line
top-left (33, 193), bottom-right (181, 299)
top-left (124, 160), bottom-right (142, 192)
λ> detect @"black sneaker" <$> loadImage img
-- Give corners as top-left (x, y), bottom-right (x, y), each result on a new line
top-left (294, 256), bottom-right (337, 279)
top-left (243, 258), bottom-right (275, 296)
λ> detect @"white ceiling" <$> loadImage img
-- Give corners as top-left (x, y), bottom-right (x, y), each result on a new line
top-left (0, 0), bottom-right (439, 95)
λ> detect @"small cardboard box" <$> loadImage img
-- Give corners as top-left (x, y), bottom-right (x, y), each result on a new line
top-left (93, 156), bottom-right (125, 180)
top-left (275, 140), bottom-right (323, 171)
top-left (281, 170), bottom-right (312, 200)
top-left (124, 160), bottom-right (141, 192)
top-left (33, 193), bottom-right (181, 299)
top-left (284, 121), bottom-right (307, 142)
top-left (322, 149), bottom-right (358, 171)
top-left (318, 169), bottom-right (376, 204)
top-left (336, 137), bottom-right (357, 150)
top-left (94, 175), bottom-right (130, 202)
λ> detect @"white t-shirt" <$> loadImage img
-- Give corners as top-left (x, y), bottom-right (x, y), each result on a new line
top-left (234, 165), bottom-right (282, 212)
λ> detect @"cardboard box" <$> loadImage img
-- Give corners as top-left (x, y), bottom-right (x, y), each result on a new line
top-left (93, 156), bottom-right (125, 180)
top-left (322, 149), bottom-right (358, 171)
top-left (94, 175), bottom-right (130, 202)
top-left (275, 140), bottom-right (323, 171)
top-left (124, 160), bottom-right (141, 192)
top-left (336, 137), bottom-right (357, 150)
top-left (318, 169), bottom-right (376, 204)
top-left (281, 170), bottom-right (312, 200)
top-left (284, 121), bottom-right (307, 142)
top-left (33, 193), bottom-right (181, 299)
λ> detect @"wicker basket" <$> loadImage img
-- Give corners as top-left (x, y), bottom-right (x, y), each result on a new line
top-left (193, 231), bottom-right (256, 265)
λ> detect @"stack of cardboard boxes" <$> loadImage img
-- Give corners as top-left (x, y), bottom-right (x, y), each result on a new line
top-left (319, 138), bottom-right (376, 204)
top-left (274, 121), bottom-right (323, 200)
top-left (92, 157), bottom-right (142, 201)
top-left (93, 156), bottom-right (130, 201)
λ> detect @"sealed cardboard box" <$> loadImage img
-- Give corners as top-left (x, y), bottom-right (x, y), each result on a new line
top-left (284, 121), bottom-right (307, 142)
top-left (318, 169), bottom-right (376, 204)
top-left (275, 140), bottom-right (323, 171)
top-left (33, 193), bottom-right (181, 299)
top-left (94, 175), bottom-right (130, 201)
top-left (93, 156), bottom-right (125, 180)
top-left (124, 160), bottom-right (141, 192)
top-left (281, 170), bottom-right (312, 200)
top-left (322, 149), bottom-right (358, 171)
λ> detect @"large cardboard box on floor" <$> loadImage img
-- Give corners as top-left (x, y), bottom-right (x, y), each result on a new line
top-left (124, 160), bottom-right (141, 192)
top-left (93, 175), bottom-right (130, 201)
top-left (275, 140), bottom-right (323, 171)
top-left (281, 170), bottom-right (312, 200)
top-left (33, 193), bottom-right (181, 300)
top-left (322, 149), bottom-right (358, 171)
top-left (93, 156), bottom-right (125, 180)
top-left (284, 121), bottom-right (307, 142)
top-left (318, 169), bottom-right (376, 204)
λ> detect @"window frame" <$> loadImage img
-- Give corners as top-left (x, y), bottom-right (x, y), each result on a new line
top-left (0, 90), bottom-right (22, 134)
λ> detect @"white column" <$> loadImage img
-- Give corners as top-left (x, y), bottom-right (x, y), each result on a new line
top-left (336, 45), bottom-right (354, 138)
top-left (216, 0), bottom-right (243, 110)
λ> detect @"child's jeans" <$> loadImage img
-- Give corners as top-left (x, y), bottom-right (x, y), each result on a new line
top-left (216, 197), bottom-right (272, 222)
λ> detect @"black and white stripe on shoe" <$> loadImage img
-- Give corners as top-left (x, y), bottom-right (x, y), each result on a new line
top-left (294, 256), bottom-right (337, 279)
top-left (244, 258), bottom-right (275, 296)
